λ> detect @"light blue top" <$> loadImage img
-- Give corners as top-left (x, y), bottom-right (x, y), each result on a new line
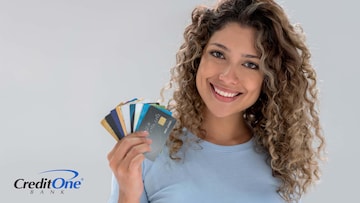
top-left (108, 130), bottom-right (285, 203)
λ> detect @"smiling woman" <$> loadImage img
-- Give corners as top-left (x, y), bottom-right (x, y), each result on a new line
top-left (107, 0), bottom-right (325, 202)
top-left (195, 23), bottom-right (264, 145)
top-left (196, 23), bottom-right (264, 120)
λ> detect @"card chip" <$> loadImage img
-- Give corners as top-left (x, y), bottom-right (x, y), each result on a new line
top-left (158, 116), bottom-right (166, 126)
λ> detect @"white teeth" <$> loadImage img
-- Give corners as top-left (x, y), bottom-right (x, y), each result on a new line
top-left (214, 86), bottom-right (238, 98)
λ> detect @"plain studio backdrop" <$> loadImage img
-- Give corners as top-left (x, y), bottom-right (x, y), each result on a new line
top-left (0, 0), bottom-right (358, 202)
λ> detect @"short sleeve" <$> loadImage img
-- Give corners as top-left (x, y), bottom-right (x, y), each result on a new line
top-left (107, 174), bottom-right (119, 203)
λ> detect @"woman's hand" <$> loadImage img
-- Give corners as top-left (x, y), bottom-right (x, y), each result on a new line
top-left (107, 131), bottom-right (152, 203)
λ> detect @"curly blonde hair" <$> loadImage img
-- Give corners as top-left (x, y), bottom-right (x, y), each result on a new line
top-left (162, 0), bottom-right (325, 202)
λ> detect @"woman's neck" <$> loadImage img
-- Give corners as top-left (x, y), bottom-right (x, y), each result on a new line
top-left (201, 110), bottom-right (252, 146)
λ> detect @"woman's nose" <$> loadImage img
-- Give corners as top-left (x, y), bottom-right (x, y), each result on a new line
top-left (219, 65), bottom-right (239, 84)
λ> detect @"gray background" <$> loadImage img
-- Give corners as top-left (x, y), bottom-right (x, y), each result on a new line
top-left (0, 0), bottom-right (358, 202)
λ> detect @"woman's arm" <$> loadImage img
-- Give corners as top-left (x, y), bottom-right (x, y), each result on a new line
top-left (107, 131), bottom-right (152, 203)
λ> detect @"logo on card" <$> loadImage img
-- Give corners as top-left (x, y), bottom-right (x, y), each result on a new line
top-left (13, 169), bottom-right (84, 195)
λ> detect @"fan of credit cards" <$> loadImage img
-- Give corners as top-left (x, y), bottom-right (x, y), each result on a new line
top-left (101, 98), bottom-right (176, 161)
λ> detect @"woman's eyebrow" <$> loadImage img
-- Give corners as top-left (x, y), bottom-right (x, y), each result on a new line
top-left (209, 42), bottom-right (229, 51)
top-left (208, 42), bottom-right (260, 59)
top-left (242, 54), bottom-right (260, 59)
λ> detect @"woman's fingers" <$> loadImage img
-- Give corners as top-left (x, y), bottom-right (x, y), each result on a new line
top-left (108, 131), bottom-right (151, 172)
top-left (122, 142), bottom-right (151, 171)
top-left (107, 131), bottom-right (150, 161)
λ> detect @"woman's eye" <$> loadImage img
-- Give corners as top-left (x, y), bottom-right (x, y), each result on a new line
top-left (243, 62), bottom-right (259, 70)
top-left (210, 51), bottom-right (225, 59)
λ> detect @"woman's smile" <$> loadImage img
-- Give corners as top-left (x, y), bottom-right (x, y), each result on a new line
top-left (210, 83), bottom-right (242, 102)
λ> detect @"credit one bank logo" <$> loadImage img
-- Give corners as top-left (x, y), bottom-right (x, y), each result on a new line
top-left (14, 169), bottom-right (84, 195)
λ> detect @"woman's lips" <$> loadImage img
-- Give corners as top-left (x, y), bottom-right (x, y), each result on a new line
top-left (211, 83), bottom-right (242, 99)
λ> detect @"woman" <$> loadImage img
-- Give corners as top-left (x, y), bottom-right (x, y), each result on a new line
top-left (107, 0), bottom-right (325, 202)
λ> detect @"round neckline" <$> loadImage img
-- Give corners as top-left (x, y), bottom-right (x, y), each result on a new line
top-left (186, 131), bottom-right (254, 152)
top-left (200, 137), bottom-right (254, 152)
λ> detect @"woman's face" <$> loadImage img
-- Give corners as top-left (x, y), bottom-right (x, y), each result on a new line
top-left (196, 22), bottom-right (264, 119)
